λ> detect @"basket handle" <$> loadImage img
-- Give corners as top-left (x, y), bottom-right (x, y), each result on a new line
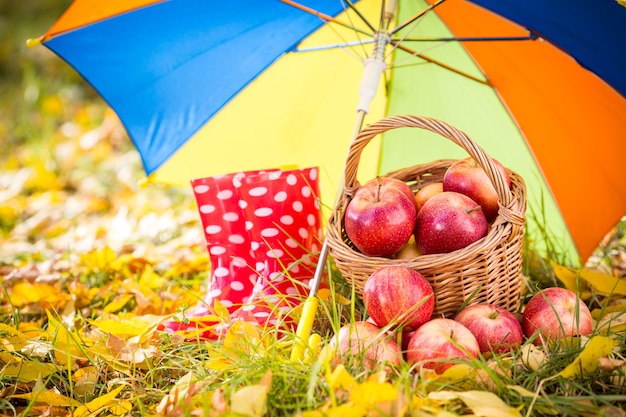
top-left (342, 114), bottom-right (517, 219)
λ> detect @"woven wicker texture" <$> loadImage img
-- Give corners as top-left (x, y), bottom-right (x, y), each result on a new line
top-left (327, 114), bottom-right (527, 318)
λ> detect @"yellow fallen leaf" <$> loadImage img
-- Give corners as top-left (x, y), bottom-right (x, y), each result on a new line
top-left (560, 335), bottom-right (617, 378)
top-left (1, 358), bottom-right (58, 382)
top-left (321, 403), bottom-right (367, 417)
top-left (317, 288), bottom-right (351, 305)
top-left (429, 390), bottom-right (522, 416)
top-left (230, 385), bottom-right (268, 417)
top-left (10, 389), bottom-right (73, 407)
top-left (72, 385), bottom-right (126, 417)
top-left (552, 262), bottom-right (626, 296)
top-left (328, 364), bottom-right (357, 391)
top-left (350, 381), bottom-right (397, 406)
top-left (580, 268), bottom-right (626, 295)
top-left (520, 343), bottom-right (547, 371)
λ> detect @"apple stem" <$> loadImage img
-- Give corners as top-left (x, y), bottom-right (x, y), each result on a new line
top-left (489, 310), bottom-right (501, 320)
top-left (467, 205), bottom-right (483, 214)
top-left (376, 181), bottom-right (382, 202)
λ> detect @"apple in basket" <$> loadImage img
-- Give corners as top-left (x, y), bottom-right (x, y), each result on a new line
top-left (414, 191), bottom-right (488, 255)
top-left (522, 287), bottom-right (593, 344)
top-left (328, 321), bottom-right (403, 370)
top-left (414, 182), bottom-right (443, 213)
top-left (363, 265), bottom-right (435, 332)
top-left (443, 157), bottom-right (511, 221)
top-left (345, 177), bottom-right (417, 257)
top-left (406, 318), bottom-right (480, 374)
top-left (454, 304), bottom-right (524, 354)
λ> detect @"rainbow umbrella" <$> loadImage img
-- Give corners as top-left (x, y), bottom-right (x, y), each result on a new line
top-left (35, 0), bottom-right (626, 354)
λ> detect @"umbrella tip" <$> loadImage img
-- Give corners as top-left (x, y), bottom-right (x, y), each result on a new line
top-left (26, 37), bottom-right (42, 48)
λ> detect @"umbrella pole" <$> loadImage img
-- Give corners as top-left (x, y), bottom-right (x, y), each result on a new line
top-left (290, 3), bottom-right (395, 362)
top-left (290, 111), bottom-right (366, 362)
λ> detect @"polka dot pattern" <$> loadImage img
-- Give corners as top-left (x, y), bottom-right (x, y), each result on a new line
top-left (185, 167), bottom-right (323, 334)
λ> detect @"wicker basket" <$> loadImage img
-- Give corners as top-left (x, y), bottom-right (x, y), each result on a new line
top-left (326, 114), bottom-right (527, 318)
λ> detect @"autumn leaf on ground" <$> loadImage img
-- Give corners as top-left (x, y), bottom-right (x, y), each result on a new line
top-left (560, 335), bottom-right (618, 378)
top-left (428, 390), bottom-right (523, 417)
top-left (230, 369), bottom-right (272, 417)
top-left (72, 385), bottom-right (132, 417)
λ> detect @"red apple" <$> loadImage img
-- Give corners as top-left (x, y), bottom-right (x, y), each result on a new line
top-left (415, 182), bottom-right (443, 212)
top-left (522, 287), bottom-right (593, 344)
top-left (345, 177), bottom-right (417, 257)
top-left (329, 321), bottom-right (403, 370)
top-left (380, 177), bottom-right (417, 210)
top-left (454, 304), bottom-right (523, 354)
top-left (406, 318), bottom-right (480, 374)
top-left (443, 157), bottom-right (511, 221)
top-left (363, 265), bottom-right (435, 332)
top-left (414, 191), bottom-right (488, 255)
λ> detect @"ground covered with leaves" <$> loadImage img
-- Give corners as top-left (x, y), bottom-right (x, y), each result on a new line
top-left (3, 7), bottom-right (626, 415)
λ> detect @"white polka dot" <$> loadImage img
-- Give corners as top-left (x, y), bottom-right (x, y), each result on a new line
top-left (239, 200), bottom-right (248, 209)
top-left (256, 262), bottom-right (265, 271)
top-left (261, 228), bottom-right (279, 237)
top-left (217, 189), bottom-right (233, 200)
top-left (229, 234), bottom-right (245, 244)
top-left (246, 221), bottom-right (254, 231)
top-left (307, 214), bottom-right (316, 226)
top-left (205, 225), bottom-right (222, 234)
top-left (269, 171), bottom-right (282, 180)
top-left (286, 287), bottom-right (298, 295)
top-left (269, 272), bottom-right (282, 281)
top-left (194, 185), bottom-right (209, 194)
top-left (309, 169), bottom-right (318, 181)
top-left (267, 249), bottom-right (284, 258)
top-left (223, 212), bottom-right (239, 222)
top-left (287, 174), bottom-right (297, 186)
top-left (292, 201), bottom-right (303, 212)
top-left (249, 186), bottom-right (268, 197)
top-left (254, 311), bottom-right (270, 318)
top-left (311, 243), bottom-right (319, 253)
top-left (210, 246), bottom-right (226, 255)
top-left (206, 289), bottom-right (222, 299)
top-left (290, 264), bottom-right (301, 273)
top-left (285, 238), bottom-right (298, 248)
top-left (299, 228), bottom-right (309, 239)
top-left (251, 242), bottom-right (260, 251)
top-left (232, 257), bottom-right (247, 267)
top-left (274, 191), bottom-right (287, 202)
top-left (301, 186), bottom-right (311, 198)
top-left (243, 305), bottom-right (256, 312)
top-left (220, 299), bottom-right (233, 307)
top-left (254, 282), bottom-right (265, 292)
top-left (199, 204), bottom-right (215, 214)
top-left (233, 173), bottom-right (246, 187)
top-left (255, 207), bottom-right (273, 217)
top-left (279, 306), bottom-right (292, 313)
top-left (231, 281), bottom-right (245, 291)
top-left (269, 319), bottom-right (278, 325)
top-left (214, 267), bottom-right (229, 278)
top-left (280, 215), bottom-right (294, 225)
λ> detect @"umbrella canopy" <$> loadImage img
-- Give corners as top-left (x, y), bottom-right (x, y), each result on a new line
top-left (37, 0), bottom-right (626, 265)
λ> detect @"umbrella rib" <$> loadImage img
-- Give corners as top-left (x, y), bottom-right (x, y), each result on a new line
top-left (394, 34), bottom-right (537, 42)
top-left (280, 0), bottom-right (372, 38)
top-left (392, 41), bottom-right (489, 85)
top-left (390, 0), bottom-right (447, 36)
top-left (344, 0), bottom-right (376, 32)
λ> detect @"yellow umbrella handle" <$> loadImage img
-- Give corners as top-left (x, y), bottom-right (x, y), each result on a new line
top-left (290, 296), bottom-right (320, 361)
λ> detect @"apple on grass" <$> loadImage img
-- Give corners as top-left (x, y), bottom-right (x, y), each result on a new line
top-left (443, 157), bottom-right (511, 221)
top-left (363, 265), bottom-right (435, 332)
top-left (522, 287), bottom-right (593, 344)
top-left (414, 191), bottom-right (488, 255)
top-left (345, 177), bottom-right (417, 257)
top-left (454, 304), bottom-right (523, 354)
top-left (406, 318), bottom-right (480, 374)
top-left (415, 182), bottom-right (443, 212)
top-left (329, 321), bottom-right (403, 370)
